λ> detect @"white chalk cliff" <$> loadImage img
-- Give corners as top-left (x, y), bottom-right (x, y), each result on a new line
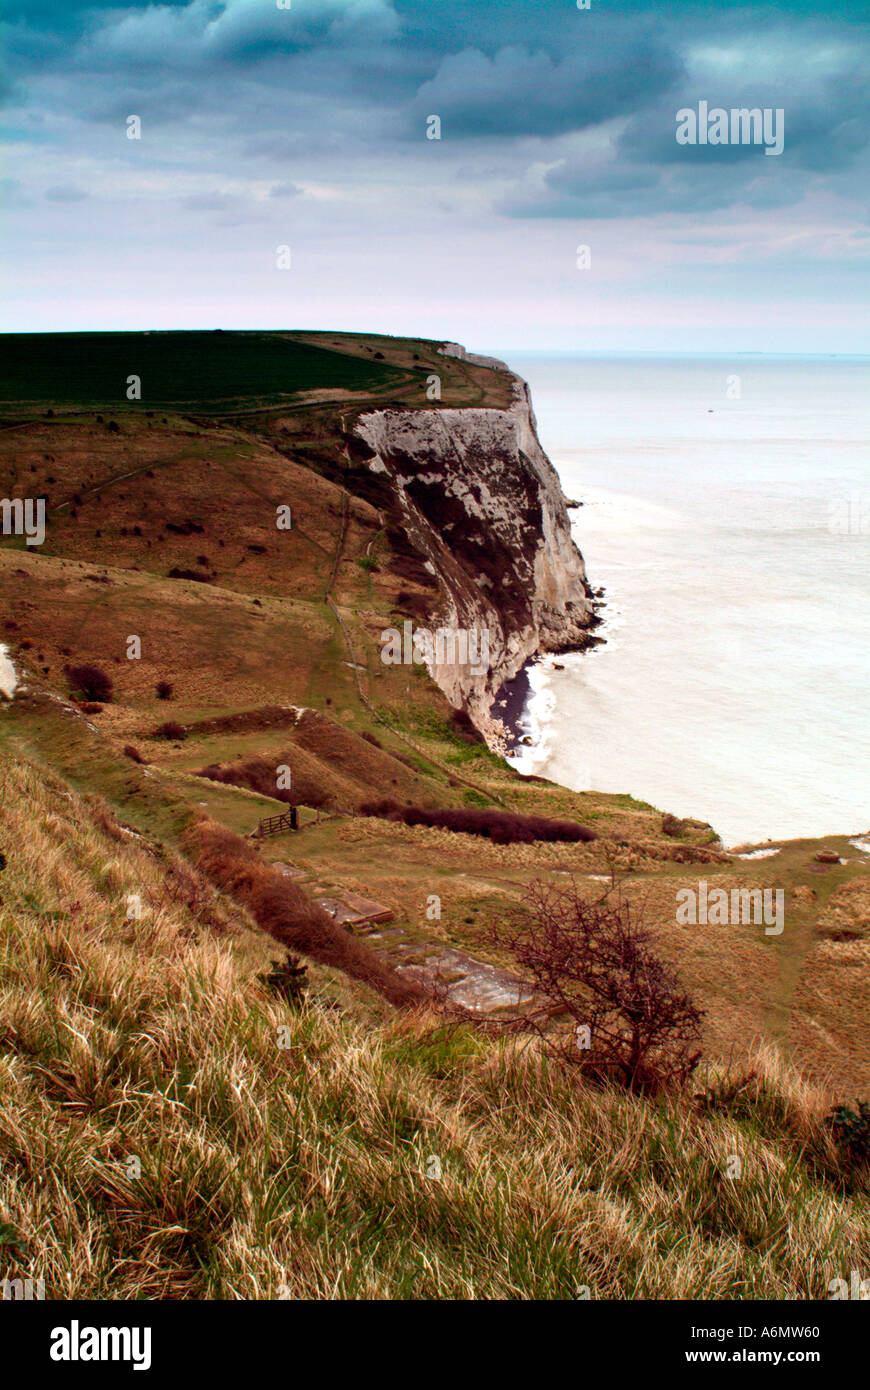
top-left (355, 345), bottom-right (597, 744)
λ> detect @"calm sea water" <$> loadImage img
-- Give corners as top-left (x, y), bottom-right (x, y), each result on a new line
top-left (503, 354), bottom-right (870, 847)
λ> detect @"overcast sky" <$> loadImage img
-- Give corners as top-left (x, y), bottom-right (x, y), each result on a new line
top-left (2, 0), bottom-right (869, 352)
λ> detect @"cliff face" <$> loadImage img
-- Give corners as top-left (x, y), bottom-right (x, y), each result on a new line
top-left (355, 345), bottom-right (596, 744)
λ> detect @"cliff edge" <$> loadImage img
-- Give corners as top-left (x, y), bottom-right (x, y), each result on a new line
top-left (354, 343), bottom-right (597, 744)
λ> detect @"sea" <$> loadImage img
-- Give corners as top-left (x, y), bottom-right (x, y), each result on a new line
top-left (501, 354), bottom-right (870, 848)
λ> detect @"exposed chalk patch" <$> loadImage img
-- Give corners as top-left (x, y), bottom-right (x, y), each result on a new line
top-left (0, 643), bottom-right (18, 701)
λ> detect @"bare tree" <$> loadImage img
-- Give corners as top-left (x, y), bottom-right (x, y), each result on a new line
top-left (494, 880), bottom-right (703, 1094)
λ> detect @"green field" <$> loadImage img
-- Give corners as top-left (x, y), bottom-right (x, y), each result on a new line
top-left (0, 330), bottom-right (410, 415)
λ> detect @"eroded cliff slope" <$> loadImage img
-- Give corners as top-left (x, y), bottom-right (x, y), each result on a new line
top-left (355, 344), bottom-right (597, 741)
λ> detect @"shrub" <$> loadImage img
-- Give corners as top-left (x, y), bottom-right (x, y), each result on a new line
top-left (190, 821), bottom-right (424, 1008)
top-left (156, 680), bottom-right (173, 701)
top-left (258, 952), bottom-right (309, 1007)
top-left (493, 881), bottom-right (704, 1094)
top-left (155, 721), bottom-right (186, 741)
top-left (196, 758), bottom-right (301, 806)
top-left (829, 1100), bottom-right (870, 1170)
top-left (144, 861), bottom-right (224, 935)
top-left (65, 663), bottom-right (113, 703)
top-left (168, 567), bottom-right (212, 583)
top-left (450, 707), bottom-right (485, 745)
top-left (123, 744), bottom-right (146, 764)
top-left (359, 799), bottom-right (596, 846)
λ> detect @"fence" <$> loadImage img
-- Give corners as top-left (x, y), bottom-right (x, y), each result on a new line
top-left (254, 808), bottom-right (298, 838)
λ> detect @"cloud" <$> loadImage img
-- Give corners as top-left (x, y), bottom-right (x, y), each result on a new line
top-left (69, 0), bottom-right (401, 71)
top-left (0, 177), bottom-right (31, 206)
top-left (499, 140), bottom-right (839, 219)
top-left (3, 0), bottom-right (869, 351)
top-left (616, 30), bottom-right (870, 173)
top-left (409, 38), bottom-right (684, 139)
top-left (45, 183), bottom-right (89, 201)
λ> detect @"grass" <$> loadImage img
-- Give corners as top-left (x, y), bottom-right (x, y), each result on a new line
top-left (0, 331), bottom-right (408, 415)
top-left (0, 754), bottom-right (866, 1299)
top-left (0, 329), bottom-right (514, 422)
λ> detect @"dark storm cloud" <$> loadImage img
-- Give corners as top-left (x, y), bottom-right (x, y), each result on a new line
top-left (3, 0), bottom-right (868, 233)
top-left (618, 69), bottom-right (870, 173)
top-left (408, 35), bottom-right (684, 139)
top-left (4, 0), bottom-right (864, 159)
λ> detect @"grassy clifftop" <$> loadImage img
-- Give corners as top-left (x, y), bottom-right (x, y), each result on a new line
top-left (0, 329), bottom-right (513, 418)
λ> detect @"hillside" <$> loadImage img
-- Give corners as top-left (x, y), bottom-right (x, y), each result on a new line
top-left (1, 330), bottom-right (868, 1298)
top-left (0, 756), bottom-right (866, 1299)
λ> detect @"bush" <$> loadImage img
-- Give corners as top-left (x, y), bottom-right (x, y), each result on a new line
top-left (168, 567), bottom-right (212, 583)
top-left (359, 798), bottom-right (596, 845)
top-left (829, 1100), bottom-right (870, 1170)
top-left (65, 663), bottom-right (113, 703)
top-left (449, 707), bottom-right (485, 745)
top-left (156, 680), bottom-right (173, 701)
top-left (190, 821), bottom-right (423, 1008)
top-left (258, 952), bottom-right (309, 1007)
top-left (155, 721), bottom-right (186, 741)
top-left (196, 758), bottom-right (300, 806)
top-left (494, 881), bottom-right (704, 1094)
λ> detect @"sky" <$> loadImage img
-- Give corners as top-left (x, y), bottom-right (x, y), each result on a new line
top-left (2, 0), bottom-right (869, 352)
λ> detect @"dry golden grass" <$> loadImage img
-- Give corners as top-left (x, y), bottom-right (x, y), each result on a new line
top-left (0, 754), bottom-right (867, 1300)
